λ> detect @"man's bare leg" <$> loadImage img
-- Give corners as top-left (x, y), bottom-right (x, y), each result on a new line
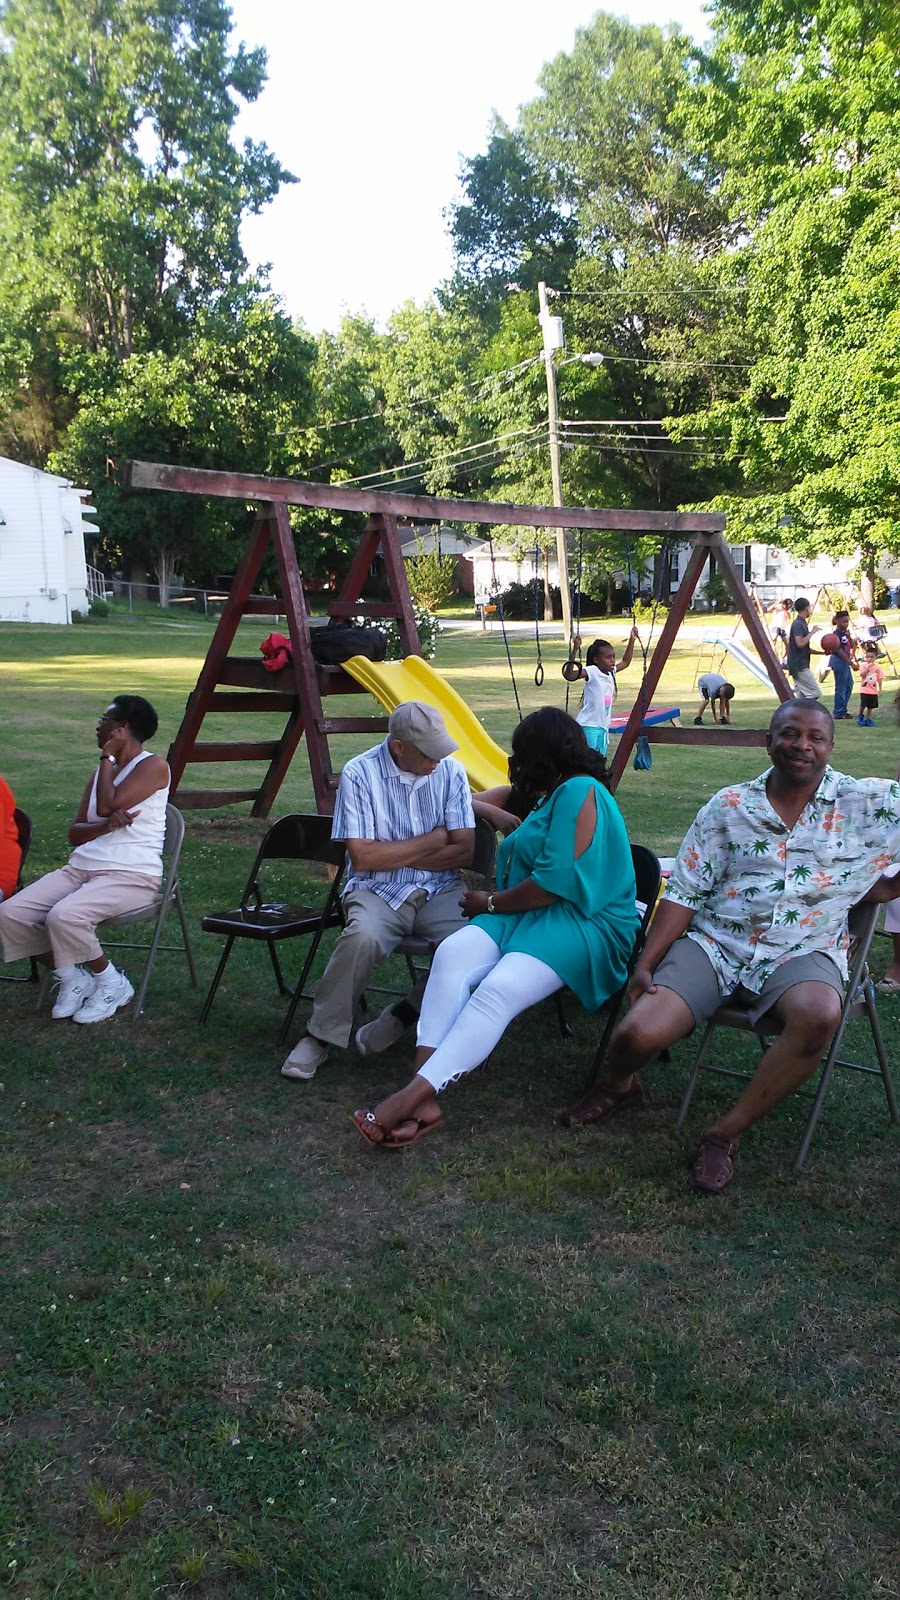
top-left (562, 987), bottom-right (695, 1124)
top-left (705, 981), bottom-right (841, 1144)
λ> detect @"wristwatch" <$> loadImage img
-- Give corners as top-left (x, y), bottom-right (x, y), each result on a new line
top-left (104, 754), bottom-right (117, 765)
top-left (486, 893), bottom-right (497, 913)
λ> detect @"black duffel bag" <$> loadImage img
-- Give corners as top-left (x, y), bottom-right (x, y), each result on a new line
top-left (309, 623), bottom-right (387, 665)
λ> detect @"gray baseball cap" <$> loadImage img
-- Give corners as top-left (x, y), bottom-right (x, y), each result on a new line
top-left (388, 701), bottom-right (458, 760)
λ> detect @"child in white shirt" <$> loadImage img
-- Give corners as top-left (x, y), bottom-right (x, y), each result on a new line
top-left (562, 628), bottom-right (639, 755)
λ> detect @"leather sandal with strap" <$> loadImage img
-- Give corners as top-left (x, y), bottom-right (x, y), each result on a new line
top-left (691, 1133), bottom-right (738, 1194)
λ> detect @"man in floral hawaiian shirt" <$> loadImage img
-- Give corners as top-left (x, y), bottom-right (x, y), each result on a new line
top-left (563, 700), bottom-right (900, 1192)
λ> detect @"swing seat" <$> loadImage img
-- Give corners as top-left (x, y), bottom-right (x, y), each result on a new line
top-left (608, 705), bottom-right (680, 734)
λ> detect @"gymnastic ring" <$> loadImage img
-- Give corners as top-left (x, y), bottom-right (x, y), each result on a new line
top-left (534, 663), bottom-right (544, 687)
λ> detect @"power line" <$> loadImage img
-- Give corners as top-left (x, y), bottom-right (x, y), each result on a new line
top-left (549, 286), bottom-right (748, 298)
top-left (336, 423), bottom-right (548, 487)
top-left (294, 354), bottom-right (542, 438)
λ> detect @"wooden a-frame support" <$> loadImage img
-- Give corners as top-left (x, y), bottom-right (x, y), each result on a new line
top-left (123, 461), bottom-right (792, 814)
top-left (164, 502), bottom-right (420, 814)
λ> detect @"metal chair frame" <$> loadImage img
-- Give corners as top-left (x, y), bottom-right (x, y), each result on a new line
top-left (579, 843), bottom-right (664, 1090)
top-left (675, 900), bottom-right (898, 1171)
top-left (96, 804), bottom-right (197, 1017)
top-left (0, 808), bottom-right (39, 986)
top-left (199, 813), bottom-right (346, 1037)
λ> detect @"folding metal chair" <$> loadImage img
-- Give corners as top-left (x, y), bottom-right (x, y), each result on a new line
top-left (98, 804), bottom-right (197, 1017)
top-left (0, 808), bottom-right (39, 986)
top-left (578, 843), bottom-right (663, 1089)
top-left (675, 900), bottom-right (898, 1171)
top-left (199, 813), bottom-right (346, 1034)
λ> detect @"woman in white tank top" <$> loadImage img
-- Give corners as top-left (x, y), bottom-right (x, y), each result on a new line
top-left (0, 694), bottom-right (171, 1024)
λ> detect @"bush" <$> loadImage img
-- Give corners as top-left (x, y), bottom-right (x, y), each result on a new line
top-left (89, 597), bottom-right (110, 618)
top-left (405, 544), bottom-right (456, 612)
top-left (351, 608), bottom-right (440, 661)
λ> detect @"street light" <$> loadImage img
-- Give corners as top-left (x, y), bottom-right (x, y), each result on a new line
top-left (537, 281), bottom-right (604, 642)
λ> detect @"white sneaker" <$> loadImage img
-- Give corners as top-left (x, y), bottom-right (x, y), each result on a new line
top-left (51, 968), bottom-right (97, 1020)
top-left (281, 1034), bottom-right (330, 1080)
top-left (355, 1005), bottom-right (408, 1057)
top-left (72, 968), bottom-right (134, 1024)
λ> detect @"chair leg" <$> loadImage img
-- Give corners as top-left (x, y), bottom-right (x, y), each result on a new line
top-left (675, 1021), bottom-right (716, 1129)
top-left (793, 997), bottom-right (859, 1171)
top-left (130, 902), bottom-right (171, 1020)
top-left (579, 995), bottom-right (622, 1096)
top-left (555, 992), bottom-right (574, 1040)
top-left (199, 936), bottom-right (236, 1024)
top-left (278, 921), bottom-right (336, 1046)
top-left (175, 887), bottom-right (198, 988)
top-left (267, 940), bottom-right (291, 997)
top-left (864, 985), bottom-right (899, 1123)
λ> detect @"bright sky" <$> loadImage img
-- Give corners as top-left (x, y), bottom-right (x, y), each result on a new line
top-left (228, 0), bottom-right (710, 335)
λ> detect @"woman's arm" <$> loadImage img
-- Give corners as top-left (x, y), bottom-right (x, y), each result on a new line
top-left (68, 773), bottom-right (138, 846)
top-left (461, 879), bottom-right (558, 918)
top-left (95, 746), bottom-right (169, 815)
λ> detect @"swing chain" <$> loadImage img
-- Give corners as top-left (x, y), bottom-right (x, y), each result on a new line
top-left (533, 543), bottom-right (544, 688)
top-left (488, 534), bottom-right (523, 721)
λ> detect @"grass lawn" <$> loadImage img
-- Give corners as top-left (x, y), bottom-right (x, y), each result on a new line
top-left (0, 610), bottom-right (897, 1598)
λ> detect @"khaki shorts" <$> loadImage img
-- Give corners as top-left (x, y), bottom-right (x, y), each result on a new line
top-left (652, 936), bottom-right (844, 1028)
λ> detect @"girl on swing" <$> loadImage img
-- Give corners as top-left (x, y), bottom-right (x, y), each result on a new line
top-left (562, 627), bottom-right (640, 755)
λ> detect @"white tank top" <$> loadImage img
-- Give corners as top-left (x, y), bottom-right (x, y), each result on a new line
top-left (68, 751), bottom-right (169, 878)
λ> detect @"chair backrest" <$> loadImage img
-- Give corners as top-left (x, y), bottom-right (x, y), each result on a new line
top-left (241, 813), bottom-right (346, 908)
top-left (472, 815), bottom-right (499, 884)
top-left (12, 808), bottom-right (32, 888)
top-left (256, 813), bottom-right (346, 869)
top-left (632, 844), bottom-right (663, 929)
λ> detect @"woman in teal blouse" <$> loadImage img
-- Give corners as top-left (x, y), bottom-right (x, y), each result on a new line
top-left (353, 707), bottom-right (638, 1148)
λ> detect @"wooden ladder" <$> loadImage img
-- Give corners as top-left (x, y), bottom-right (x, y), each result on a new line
top-left (166, 504), bottom-right (421, 816)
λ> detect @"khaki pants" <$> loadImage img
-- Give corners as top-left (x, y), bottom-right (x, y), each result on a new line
top-left (791, 667), bottom-right (822, 700)
top-left (308, 883), bottom-right (466, 1048)
top-left (0, 865), bottom-right (161, 969)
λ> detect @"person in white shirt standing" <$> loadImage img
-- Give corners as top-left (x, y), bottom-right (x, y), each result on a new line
top-left (562, 627), bottom-right (639, 755)
top-left (281, 701), bottom-right (475, 1082)
top-left (0, 695), bottom-right (170, 1022)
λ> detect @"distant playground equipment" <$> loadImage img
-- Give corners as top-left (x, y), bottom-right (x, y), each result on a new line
top-left (695, 632), bottom-right (782, 694)
top-left (121, 459), bottom-right (791, 814)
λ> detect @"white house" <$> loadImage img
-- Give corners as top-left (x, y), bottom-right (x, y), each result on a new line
top-left (0, 457), bottom-right (98, 624)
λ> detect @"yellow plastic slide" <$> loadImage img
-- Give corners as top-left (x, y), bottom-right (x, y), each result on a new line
top-left (341, 655), bottom-right (509, 792)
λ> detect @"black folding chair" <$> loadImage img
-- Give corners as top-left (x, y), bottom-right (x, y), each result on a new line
top-left (675, 900), bottom-right (898, 1171)
top-left (199, 813), bottom-right (346, 1032)
top-left (97, 804), bottom-right (197, 1017)
top-left (578, 843), bottom-right (664, 1091)
top-left (0, 808), bottom-right (39, 986)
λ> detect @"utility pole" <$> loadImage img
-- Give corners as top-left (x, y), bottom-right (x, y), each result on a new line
top-left (538, 281), bottom-right (572, 643)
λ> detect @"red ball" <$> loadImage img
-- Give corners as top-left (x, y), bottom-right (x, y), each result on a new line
top-left (820, 631), bottom-right (841, 654)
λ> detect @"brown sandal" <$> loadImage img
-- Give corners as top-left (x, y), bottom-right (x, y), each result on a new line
top-left (352, 1109), bottom-right (389, 1147)
top-left (691, 1133), bottom-right (737, 1194)
top-left (383, 1114), bottom-right (443, 1148)
top-left (558, 1079), bottom-right (644, 1128)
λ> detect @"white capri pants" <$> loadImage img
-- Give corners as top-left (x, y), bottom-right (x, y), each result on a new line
top-left (416, 923), bottom-right (564, 1094)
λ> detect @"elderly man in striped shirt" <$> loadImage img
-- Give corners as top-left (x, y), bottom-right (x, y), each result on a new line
top-left (282, 701), bottom-right (476, 1081)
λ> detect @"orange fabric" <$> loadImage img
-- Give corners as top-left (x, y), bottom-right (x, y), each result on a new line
top-left (0, 776), bottom-right (20, 899)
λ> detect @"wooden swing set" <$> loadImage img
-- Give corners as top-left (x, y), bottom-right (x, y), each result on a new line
top-left (122, 461), bottom-right (793, 814)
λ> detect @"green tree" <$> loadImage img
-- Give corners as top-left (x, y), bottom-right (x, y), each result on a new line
top-left (671, 0), bottom-right (900, 601)
top-left (0, 0), bottom-right (313, 580)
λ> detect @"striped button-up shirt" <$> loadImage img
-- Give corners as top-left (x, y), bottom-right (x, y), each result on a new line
top-left (332, 740), bottom-right (475, 910)
top-left (665, 766), bottom-right (900, 994)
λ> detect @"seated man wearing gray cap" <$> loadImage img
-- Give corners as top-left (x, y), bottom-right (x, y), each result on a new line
top-left (281, 700), bottom-right (476, 1080)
